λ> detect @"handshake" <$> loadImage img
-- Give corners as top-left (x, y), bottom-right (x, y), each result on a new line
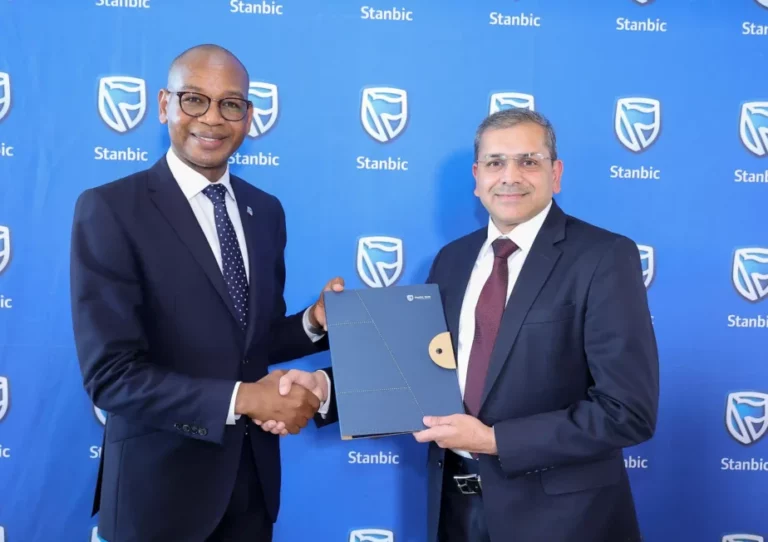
top-left (234, 369), bottom-right (328, 436)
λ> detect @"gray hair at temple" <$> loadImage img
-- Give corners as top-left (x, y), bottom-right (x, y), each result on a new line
top-left (473, 108), bottom-right (558, 162)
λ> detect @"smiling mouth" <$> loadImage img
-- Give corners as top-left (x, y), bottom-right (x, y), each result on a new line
top-left (193, 134), bottom-right (226, 142)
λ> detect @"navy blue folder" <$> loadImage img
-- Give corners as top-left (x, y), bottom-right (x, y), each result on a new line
top-left (323, 284), bottom-right (464, 439)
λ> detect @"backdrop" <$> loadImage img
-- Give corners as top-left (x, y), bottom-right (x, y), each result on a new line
top-left (1, 0), bottom-right (768, 541)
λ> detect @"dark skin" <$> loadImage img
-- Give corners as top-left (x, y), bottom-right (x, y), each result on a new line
top-left (157, 46), bottom-right (336, 434)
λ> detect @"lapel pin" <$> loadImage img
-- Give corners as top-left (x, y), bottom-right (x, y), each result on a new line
top-left (246, 206), bottom-right (253, 216)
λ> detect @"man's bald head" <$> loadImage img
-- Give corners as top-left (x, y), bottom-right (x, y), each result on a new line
top-left (159, 44), bottom-right (253, 182)
top-left (167, 44), bottom-right (249, 92)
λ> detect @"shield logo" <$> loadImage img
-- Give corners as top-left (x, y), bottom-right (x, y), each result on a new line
top-left (756, 0), bottom-right (768, 8)
top-left (732, 248), bottom-right (768, 302)
top-left (637, 244), bottom-right (654, 289)
top-left (98, 76), bottom-right (146, 133)
top-left (349, 529), bottom-right (394, 542)
top-left (615, 97), bottom-right (661, 153)
top-left (248, 82), bottom-right (279, 138)
top-left (633, 0), bottom-right (655, 4)
top-left (0, 226), bottom-right (10, 275)
top-left (361, 87), bottom-right (408, 143)
top-left (0, 72), bottom-right (10, 122)
top-left (94, 404), bottom-right (107, 426)
top-left (723, 535), bottom-right (764, 542)
top-left (489, 92), bottom-right (535, 114)
top-left (0, 376), bottom-right (9, 422)
top-left (739, 102), bottom-right (768, 157)
top-left (356, 236), bottom-right (404, 288)
top-left (726, 392), bottom-right (768, 445)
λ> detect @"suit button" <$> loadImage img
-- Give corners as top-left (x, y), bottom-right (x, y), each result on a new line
top-left (242, 358), bottom-right (249, 364)
top-left (174, 423), bottom-right (182, 430)
top-left (191, 425), bottom-right (199, 433)
top-left (437, 461), bottom-right (443, 468)
top-left (199, 428), bottom-right (208, 436)
top-left (182, 424), bottom-right (190, 432)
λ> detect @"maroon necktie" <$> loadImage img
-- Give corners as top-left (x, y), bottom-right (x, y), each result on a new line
top-left (464, 238), bottom-right (518, 417)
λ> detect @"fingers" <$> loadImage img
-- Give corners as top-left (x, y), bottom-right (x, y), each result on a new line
top-left (327, 276), bottom-right (345, 292)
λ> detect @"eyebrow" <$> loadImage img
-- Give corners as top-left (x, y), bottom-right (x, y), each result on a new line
top-left (179, 84), bottom-right (246, 99)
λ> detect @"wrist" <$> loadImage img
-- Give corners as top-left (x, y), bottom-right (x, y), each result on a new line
top-left (486, 425), bottom-right (498, 455)
top-left (314, 370), bottom-right (329, 402)
top-left (235, 383), bottom-right (256, 418)
top-left (307, 305), bottom-right (321, 330)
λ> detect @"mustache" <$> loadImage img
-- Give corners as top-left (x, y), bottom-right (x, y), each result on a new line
top-left (493, 183), bottom-right (531, 195)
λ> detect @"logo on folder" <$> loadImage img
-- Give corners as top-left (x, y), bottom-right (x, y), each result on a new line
top-left (349, 529), bottom-right (394, 542)
top-left (0, 376), bottom-right (9, 422)
top-left (637, 244), bottom-right (654, 289)
top-left (248, 82), bottom-right (279, 138)
top-left (723, 535), bottom-right (764, 542)
top-left (615, 97), bottom-right (661, 153)
top-left (726, 392), bottom-right (768, 445)
top-left (356, 236), bottom-right (404, 288)
top-left (732, 248), bottom-right (768, 303)
top-left (0, 226), bottom-right (10, 275)
top-left (740, 102), bottom-right (768, 157)
top-left (361, 87), bottom-right (408, 143)
top-left (98, 76), bottom-right (147, 133)
top-left (0, 72), bottom-right (10, 122)
top-left (489, 92), bottom-right (535, 114)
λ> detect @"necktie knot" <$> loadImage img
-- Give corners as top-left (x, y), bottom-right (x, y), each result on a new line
top-left (492, 238), bottom-right (518, 260)
top-left (202, 183), bottom-right (228, 204)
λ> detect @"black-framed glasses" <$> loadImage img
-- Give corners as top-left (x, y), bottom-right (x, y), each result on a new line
top-left (168, 90), bottom-right (252, 122)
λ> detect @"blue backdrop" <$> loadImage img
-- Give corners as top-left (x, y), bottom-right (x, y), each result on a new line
top-left (1, 1), bottom-right (768, 541)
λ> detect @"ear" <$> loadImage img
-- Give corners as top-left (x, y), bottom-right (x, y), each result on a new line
top-left (551, 159), bottom-right (564, 194)
top-left (472, 161), bottom-right (480, 197)
top-left (158, 89), bottom-right (169, 125)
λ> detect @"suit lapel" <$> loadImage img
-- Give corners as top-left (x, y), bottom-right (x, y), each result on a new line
top-left (230, 177), bottom-right (261, 348)
top-left (444, 229), bottom-right (486, 353)
top-left (147, 158), bottom-right (242, 329)
top-left (479, 202), bottom-right (567, 411)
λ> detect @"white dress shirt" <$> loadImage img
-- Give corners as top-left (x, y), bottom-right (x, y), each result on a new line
top-left (165, 149), bottom-right (331, 425)
top-left (453, 201), bottom-right (552, 458)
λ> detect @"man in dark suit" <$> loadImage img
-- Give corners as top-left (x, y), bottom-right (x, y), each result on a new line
top-left (70, 44), bottom-right (341, 542)
top-left (414, 108), bottom-right (659, 542)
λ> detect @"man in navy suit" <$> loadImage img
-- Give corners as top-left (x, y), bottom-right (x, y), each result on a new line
top-left (70, 44), bottom-right (341, 542)
top-left (414, 109), bottom-right (659, 542)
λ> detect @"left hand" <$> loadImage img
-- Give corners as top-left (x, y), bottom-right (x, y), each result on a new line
top-left (308, 277), bottom-right (345, 330)
top-left (254, 369), bottom-right (329, 436)
top-left (413, 414), bottom-right (498, 455)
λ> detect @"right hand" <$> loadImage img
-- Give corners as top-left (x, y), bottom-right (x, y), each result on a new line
top-left (235, 370), bottom-right (320, 434)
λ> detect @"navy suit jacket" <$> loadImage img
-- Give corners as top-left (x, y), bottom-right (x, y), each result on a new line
top-left (70, 157), bottom-right (337, 542)
top-left (425, 201), bottom-right (659, 542)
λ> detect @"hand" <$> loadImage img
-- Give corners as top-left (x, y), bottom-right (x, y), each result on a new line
top-left (413, 414), bottom-right (498, 455)
top-left (235, 370), bottom-right (321, 435)
top-left (308, 277), bottom-right (345, 330)
top-left (256, 369), bottom-right (329, 436)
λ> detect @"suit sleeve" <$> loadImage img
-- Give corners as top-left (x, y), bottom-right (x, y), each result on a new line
top-left (493, 236), bottom-right (659, 476)
top-left (70, 189), bottom-right (235, 445)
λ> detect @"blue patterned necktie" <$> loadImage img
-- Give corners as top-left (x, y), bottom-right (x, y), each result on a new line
top-left (202, 184), bottom-right (249, 330)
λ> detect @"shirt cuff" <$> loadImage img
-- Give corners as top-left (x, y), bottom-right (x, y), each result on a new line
top-left (227, 382), bottom-right (242, 425)
top-left (303, 307), bottom-right (326, 342)
top-left (317, 370), bottom-right (332, 418)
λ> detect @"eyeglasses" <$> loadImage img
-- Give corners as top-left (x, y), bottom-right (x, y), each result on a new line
top-left (476, 153), bottom-right (553, 174)
top-left (168, 90), bottom-right (252, 122)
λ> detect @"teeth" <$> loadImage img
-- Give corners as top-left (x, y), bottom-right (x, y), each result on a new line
top-left (198, 136), bottom-right (217, 142)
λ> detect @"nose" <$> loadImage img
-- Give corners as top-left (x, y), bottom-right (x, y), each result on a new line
top-left (197, 101), bottom-right (226, 125)
top-left (499, 159), bottom-right (523, 184)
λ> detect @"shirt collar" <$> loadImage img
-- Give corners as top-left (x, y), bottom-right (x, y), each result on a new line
top-left (165, 148), bottom-right (234, 201)
top-left (481, 200), bottom-right (553, 258)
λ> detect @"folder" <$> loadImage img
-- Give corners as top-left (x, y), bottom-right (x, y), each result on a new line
top-left (323, 284), bottom-right (464, 439)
